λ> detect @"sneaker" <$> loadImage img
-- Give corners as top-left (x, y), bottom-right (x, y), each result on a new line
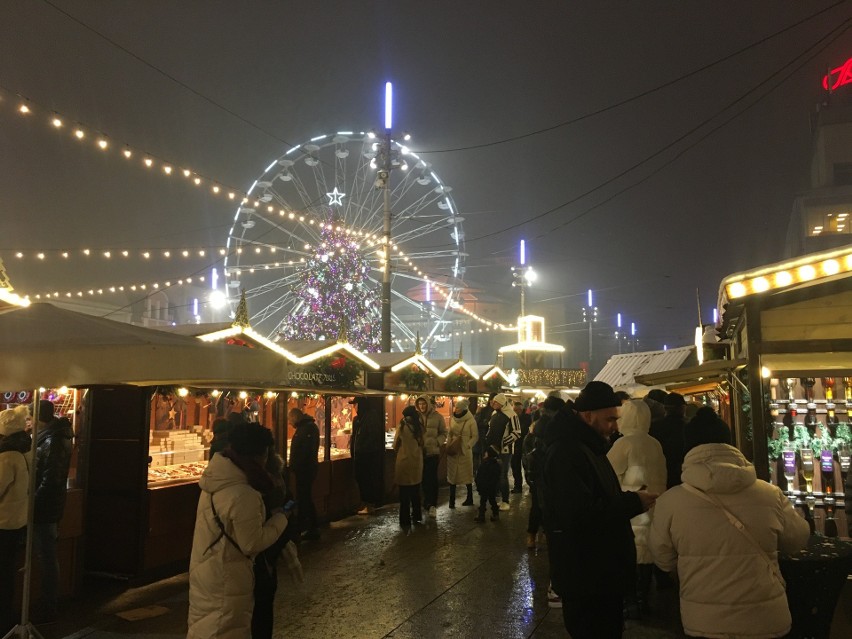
top-left (429, 506), bottom-right (437, 518)
top-left (499, 501), bottom-right (510, 511)
top-left (547, 587), bottom-right (562, 609)
top-left (526, 533), bottom-right (536, 549)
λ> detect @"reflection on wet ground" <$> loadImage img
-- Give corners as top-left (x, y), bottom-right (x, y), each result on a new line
top-left (279, 487), bottom-right (687, 638)
top-left (38, 485), bottom-right (852, 638)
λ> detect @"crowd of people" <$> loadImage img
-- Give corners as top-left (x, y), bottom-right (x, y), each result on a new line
top-left (1, 384), bottom-right (841, 638)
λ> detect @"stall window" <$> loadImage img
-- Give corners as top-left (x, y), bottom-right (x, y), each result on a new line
top-left (147, 389), bottom-right (211, 486)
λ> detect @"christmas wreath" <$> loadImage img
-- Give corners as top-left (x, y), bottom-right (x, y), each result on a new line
top-left (313, 355), bottom-right (363, 389)
top-left (400, 364), bottom-right (429, 391)
top-left (444, 370), bottom-right (471, 393)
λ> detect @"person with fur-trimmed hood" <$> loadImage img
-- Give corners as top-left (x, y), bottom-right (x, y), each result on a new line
top-left (483, 393), bottom-right (521, 510)
top-left (0, 405), bottom-right (31, 634)
top-left (415, 395), bottom-right (446, 518)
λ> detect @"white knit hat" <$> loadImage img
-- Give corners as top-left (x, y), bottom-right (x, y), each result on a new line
top-left (0, 405), bottom-right (29, 436)
top-left (492, 393), bottom-right (509, 408)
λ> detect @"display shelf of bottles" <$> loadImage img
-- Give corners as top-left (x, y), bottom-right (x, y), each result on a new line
top-left (766, 377), bottom-right (851, 537)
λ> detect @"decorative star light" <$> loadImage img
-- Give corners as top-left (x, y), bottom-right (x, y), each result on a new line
top-left (326, 187), bottom-right (346, 206)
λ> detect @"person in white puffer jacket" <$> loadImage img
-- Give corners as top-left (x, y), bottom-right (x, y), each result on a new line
top-left (649, 407), bottom-right (809, 639)
top-left (187, 423), bottom-right (288, 639)
top-left (607, 399), bottom-right (667, 616)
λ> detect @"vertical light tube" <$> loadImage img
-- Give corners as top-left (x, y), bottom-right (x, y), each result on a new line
top-left (587, 289), bottom-right (593, 308)
top-left (631, 322), bottom-right (636, 336)
top-left (385, 82), bottom-right (393, 130)
top-left (211, 267), bottom-right (218, 290)
top-left (617, 313), bottom-right (622, 329)
top-left (520, 239), bottom-right (526, 266)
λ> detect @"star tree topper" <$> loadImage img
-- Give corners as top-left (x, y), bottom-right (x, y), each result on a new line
top-left (326, 187), bottom-right (346, 206)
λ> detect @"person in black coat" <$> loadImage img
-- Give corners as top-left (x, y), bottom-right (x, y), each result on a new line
top-left (648, 392), bottom-right (687, 489)
top-left (541, 382), bottom-right (657, 639)
top-left (33, 400), bottom-right (74, 622)
top-left (350, 397), bottom-right (386, 513)
top-left (288, 408), bottom-right (320, 541)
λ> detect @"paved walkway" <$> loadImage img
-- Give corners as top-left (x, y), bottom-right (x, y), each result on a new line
top-left (26, 486), bottom-right (852, 639)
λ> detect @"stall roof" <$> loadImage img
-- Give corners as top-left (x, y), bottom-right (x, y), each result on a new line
top-left (0, 303), bottom-right (288, 389)
top-left (634, 358), bottom-right (747, 387)
top-left (595, 346), bottom-right (696, 390)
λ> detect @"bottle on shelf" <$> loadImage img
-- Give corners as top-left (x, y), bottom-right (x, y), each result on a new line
top-left (826, 403), bottom-right (839, 428)
top-left (782, 448), bottom-right (798, 496)
top-left (822, 377), bottom-right (835, 402)
top-left (804, 403), bottom-right (819, 435)
top-left (782, 401), bottom-right (797, 428)
top-left (844, 377), bottom-right (852, 402)
top-left (784, 378), bottom-right (797, 402)
top-left (839, 445), bottom-right (851, 486)
top-left (820, 449), bottom-right (835, 493)
top-left (800, 448), bottom-right (815, 494)
top-left (802, 495), bottom-right (816, 535)
top-left (800, 377), bottom-right (816, 402)
top-left (823, 486), bottom-right (838, 538)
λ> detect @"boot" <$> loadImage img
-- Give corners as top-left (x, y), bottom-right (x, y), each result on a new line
top-left (461, 484), bottom-right (474, 506)
top-left (449, 485), bottom-right (456, 509)
top-left (474, 509), bottom-right (485, 523)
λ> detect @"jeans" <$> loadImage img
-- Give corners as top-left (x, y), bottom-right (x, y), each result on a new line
top-left (33, 523), bottom-right (59, 615)
top-left (499, 453), bottom-right (511, 502)
top-left (527, 481), bottom-right (543, 534)
top-left (511, 438), bottom-right (524, 490)
top-left (422, 454), bottom-right (439, 509)
top-left (295, 468), bottom-right (318, 534)
top-left (398, 484), bottom-right (422, 526)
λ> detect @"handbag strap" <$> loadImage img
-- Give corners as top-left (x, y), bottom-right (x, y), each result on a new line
top-left (205, 494), bottom-right (250, 559)
top-left (682, 484), bottom-right (785, 587)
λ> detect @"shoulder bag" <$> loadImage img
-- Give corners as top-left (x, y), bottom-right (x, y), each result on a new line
top-left (682, 483), bottom-right (785, 587)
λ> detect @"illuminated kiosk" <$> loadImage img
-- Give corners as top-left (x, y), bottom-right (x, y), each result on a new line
top-left (498, 314), bottom-right (584, 399)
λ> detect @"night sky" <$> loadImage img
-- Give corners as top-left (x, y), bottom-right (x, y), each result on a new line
top-left (2, 1), bottom-right (850, 369)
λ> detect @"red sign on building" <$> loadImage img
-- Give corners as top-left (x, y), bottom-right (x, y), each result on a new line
top-left (823, 57), bottom-right (852, 91)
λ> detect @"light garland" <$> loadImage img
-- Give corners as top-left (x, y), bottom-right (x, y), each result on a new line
top-left (3, 90), bottom-right (249, 202)
top-left (2, 87), bottom-right (519, 339)
top-left (29, 275), bottom-right (206, 300)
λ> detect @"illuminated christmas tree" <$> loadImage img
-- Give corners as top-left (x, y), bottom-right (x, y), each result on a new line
top-left (279, 224), bottom-right (380, 351)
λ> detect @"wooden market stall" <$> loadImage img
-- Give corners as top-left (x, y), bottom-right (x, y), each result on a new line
top-left (717, 244), bottom-right (852, 537)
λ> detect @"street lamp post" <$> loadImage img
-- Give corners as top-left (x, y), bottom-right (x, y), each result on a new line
top-left (378, 82), bottom-right (397, 352)
top-left (615, 312), bottom-right (623, 355)
top-left (582, 289), bottom-right (598, 369)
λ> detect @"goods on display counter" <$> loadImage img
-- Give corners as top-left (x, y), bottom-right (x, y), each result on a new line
top-left (766, 377), bottom-right (851, 536)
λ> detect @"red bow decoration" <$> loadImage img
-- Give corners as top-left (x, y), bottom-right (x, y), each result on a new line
top-left (330, 356), bottom-right (347, 370)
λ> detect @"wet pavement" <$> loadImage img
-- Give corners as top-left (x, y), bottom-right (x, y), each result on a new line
top-left (25, 486), bottom-right (852, 639)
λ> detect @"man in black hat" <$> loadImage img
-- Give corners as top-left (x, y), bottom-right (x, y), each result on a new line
top-left (541, 381), bottom-right (657, 638)
top-left (649, 392), bottom-right (687, 489)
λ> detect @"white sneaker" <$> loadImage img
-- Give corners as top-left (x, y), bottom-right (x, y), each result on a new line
top-left (499, 501), bottom-right (510, 511)
top-left (547, 586), bottom-right (562, 608)
top-left (429, 506), bottom-right (437, 517)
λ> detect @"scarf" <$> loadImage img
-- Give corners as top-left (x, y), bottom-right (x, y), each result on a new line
top-left (0, 430), bottom-right (32, 455)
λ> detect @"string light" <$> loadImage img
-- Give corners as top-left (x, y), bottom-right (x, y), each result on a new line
top-left (2, 88), bottom-right (512, 340)
top-left (0, 86), bottom-right (248, 202)
top-left (27, 275), bottom-right (207, 300)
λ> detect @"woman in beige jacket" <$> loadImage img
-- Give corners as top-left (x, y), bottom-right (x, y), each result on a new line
top-left (649, 408), bottom-right (809, 638)
top-left (446, 398), bottom-right (477, 508)
top-left (394, 406), bottom-right (425, 528)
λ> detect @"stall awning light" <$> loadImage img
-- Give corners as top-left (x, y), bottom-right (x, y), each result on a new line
top-left (722, 245), bottom-right (852, 301)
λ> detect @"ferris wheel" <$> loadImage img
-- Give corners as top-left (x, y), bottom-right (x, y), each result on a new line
top-left (224, 131), bottom-right (466, 350)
